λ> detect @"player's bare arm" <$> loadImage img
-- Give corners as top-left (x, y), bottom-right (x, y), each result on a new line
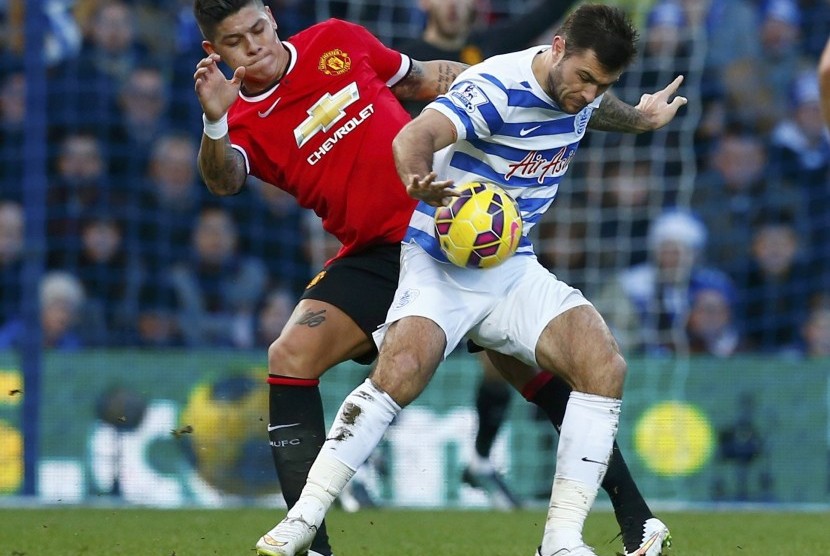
top-left (392, 109), bottom-right (458, 206)
top-left (197, 136), bottom-right (247, 196)
top-left (819, 38), bottom-right (830, 127)
top-left (391, 59), bottom-right (468, 102)
top-left (194, 52), bottom-right (247, 195)
top-left (589, 75), bottom-right (687, 133)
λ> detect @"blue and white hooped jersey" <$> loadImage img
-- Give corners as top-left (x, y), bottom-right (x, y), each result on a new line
top-left (405, 45), bottom-right (602, 263)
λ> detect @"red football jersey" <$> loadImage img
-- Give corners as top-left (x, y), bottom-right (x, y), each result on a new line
top-left (228, 19), bottom-right (417, 259)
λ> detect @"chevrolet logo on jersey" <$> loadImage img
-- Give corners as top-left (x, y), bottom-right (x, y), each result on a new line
top-left (294, 82), bottom-right (360, 148)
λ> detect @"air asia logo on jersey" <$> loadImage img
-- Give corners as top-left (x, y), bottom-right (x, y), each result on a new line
top-left (449, 82), bottom-right (488, 113)
top-left (504, 147), bottom-right (576, 184)
top-left (318, 49), bottom-right (351, 76)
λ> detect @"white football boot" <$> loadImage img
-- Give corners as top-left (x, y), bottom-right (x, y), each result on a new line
top-left (623, 518), bottom-right (672, 556)
top-left (256, 498), bottom-right (325, 556)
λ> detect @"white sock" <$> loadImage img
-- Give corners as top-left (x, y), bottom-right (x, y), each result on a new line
top-left (299, 378), bottom-right (401, 513)
top-left (542, 391), bottom-right (621, 552)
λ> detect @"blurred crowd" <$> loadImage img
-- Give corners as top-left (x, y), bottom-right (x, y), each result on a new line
top-left (0, 0), bottom-right (828, 359)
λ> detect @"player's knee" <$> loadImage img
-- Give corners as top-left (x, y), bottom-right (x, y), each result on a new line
top-left (267, 337), bottom-right (325, 379)
top-left (372, 351), bottom-right (433, 407)
top-left (600, 351), bottom-right (627, 395)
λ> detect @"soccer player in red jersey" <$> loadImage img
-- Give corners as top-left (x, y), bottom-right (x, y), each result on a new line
top-left (192, 2), bottom-right (666, 555)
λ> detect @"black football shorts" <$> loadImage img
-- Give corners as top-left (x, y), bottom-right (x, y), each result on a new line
top-left (300, 243), bottom-right (401, 364)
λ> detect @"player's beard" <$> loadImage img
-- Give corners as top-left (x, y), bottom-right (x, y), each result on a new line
top-left (545, 64), bottom-right (585, 114)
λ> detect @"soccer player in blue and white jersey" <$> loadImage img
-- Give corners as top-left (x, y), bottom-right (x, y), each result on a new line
top-left (260, 5), bottom-right (686, 556)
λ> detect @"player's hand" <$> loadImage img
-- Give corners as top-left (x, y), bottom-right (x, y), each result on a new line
top-left (194, 53), bottom-right (245, 122)
top-left (406, 172), bottom-right (458, 207)
top-left (635, 75), bottom-right (688, 130)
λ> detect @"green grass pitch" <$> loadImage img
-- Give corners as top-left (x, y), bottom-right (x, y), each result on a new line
top-left (1, 507), bottom-right (828, 555)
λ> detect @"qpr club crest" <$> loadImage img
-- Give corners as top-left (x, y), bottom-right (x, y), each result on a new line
top-left (574, 108), bottom-right (591, 136)
top-left (319, 49), bottom-right (351, 76)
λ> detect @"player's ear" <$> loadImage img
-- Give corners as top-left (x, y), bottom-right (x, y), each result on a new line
top-left (202, 40), bottom-right (216, 56)
top-left (552, 36), bottom-right (566, 59)
top-left (264, 6), bottom-right (278, 30)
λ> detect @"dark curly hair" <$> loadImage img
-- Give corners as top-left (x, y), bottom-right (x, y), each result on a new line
top-left (558, 4), bottom-right (639, 72)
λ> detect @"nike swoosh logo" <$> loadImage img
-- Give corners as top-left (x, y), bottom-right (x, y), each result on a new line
top-left (580, 456), bottom-right (609, 466)
top-left (631, 532), bottom-right (660, 555)
top-left (267, 422), bottom-right (300, 431)
top-left (258, 97), bottom-right (281, 118)
top-left (519, 125), bottom-right (541, 136)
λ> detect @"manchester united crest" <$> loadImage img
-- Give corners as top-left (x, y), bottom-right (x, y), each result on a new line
top-left (318, 49), bottom-right (351, 76)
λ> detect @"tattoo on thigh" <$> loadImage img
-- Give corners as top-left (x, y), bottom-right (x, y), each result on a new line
top-left (296, 309), bottom-right (326, 328)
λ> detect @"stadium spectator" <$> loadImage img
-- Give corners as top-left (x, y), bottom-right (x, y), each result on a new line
top-left (47, 1), bottom-right (147, 145)
top-left (136, 132), bottom-right (205, 274)
top-left (691, 125), bottom-right (800, 277)
top-left (112, 65), bottom-right (172, 180)
top-left (734, 210), bottom-right (813, 355)
top-left (0, 271), bottom-right (86, 350)
top-left (685, 272), bottom-right (746, 357)
top-left (722, 0), bottom-right (808, 132)
top-left (72, 212), bottom-right (144, 346)
top-left (135, 279), bottom-right (183, 347)
top-left (769, 70), bottom-right (829, 189)
top-left (397, 0), bottom-right (573, 117)
top-left (592, 160), bottom-right (654, 270)
top-left (265, 6), bottom-right (683, 556)
top-left (0, 67), bottom-right (25, 202)
top-left (799, 295), bottom-right (830, 358)
top-left (768, 69), bottom-right (830, 283)
top-left (46, 132), bottom-right (133, 269)
top-left (168, 206), bottom-right (267, 348)
top-left (595, 210), bottom-right (732, 356)
top-left (74, 0), bottom-right (152, 86)
top-left (0, 200), bottom-right (24, 327)
top-left (0, 0), bottom-right (81, 66)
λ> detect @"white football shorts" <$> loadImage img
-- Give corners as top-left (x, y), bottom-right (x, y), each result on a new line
top-left (372, 241), bottom-right (592, 366)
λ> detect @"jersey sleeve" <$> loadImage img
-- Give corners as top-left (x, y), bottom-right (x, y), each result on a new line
top-left (425, 74), bottom-right (507, 141)
top-left (337, 19), bottom-right (411, 87)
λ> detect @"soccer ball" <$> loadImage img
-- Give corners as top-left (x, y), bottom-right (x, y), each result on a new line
top-left (434, 181), bottom-right (523, 268)
top-left (179, 372), bottom-right (278, 496)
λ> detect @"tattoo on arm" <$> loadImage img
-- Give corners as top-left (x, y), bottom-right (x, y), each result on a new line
top-left (435, 61), bottom-right (464, 94)
top-left (392, 60), bottom-right (469, 101)
top-left (295, 309), bottom-right (327, 328)
top-left (588, 94), bottom-right (649, 133)
top-left (198, 136), bottom-right (246, 196)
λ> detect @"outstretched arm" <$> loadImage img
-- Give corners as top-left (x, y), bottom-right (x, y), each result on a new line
top-left (589, 75), bottom-right (687, 134)
top-left (391, 59), bottom-right (468, 102)
top-left (392, 108), bottom-right (459, 206)
top-left (819, 38), bottom-right (830, 128)
top-left (194, 52), bottom-right (247, 196)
